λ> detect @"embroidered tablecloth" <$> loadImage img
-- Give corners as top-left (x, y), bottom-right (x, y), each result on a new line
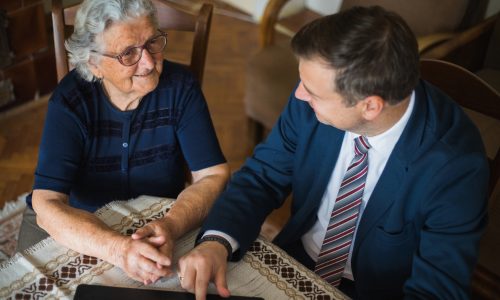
top-left (0, 196), bottom-right (349, 300)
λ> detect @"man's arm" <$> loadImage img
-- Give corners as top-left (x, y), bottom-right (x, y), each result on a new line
top-left (131, 163), bottom-right (230, 282)
top-left (195, 87), bottom-right (305, 257)
top-left (177, 84), bottom-right (305, 300)
top-left (403, 152), bottom-right (489, 299)
top-left (32, 189), bottom-right (171, 284)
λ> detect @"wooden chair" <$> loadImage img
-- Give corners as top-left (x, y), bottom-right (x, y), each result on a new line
top-left (52, 0), bottom-right (214, 184)
top-left (420, 59), bottom-right (500, 300)
top-left (245, 0), bottom-right (479, 145)
top-left (421, 13), bottom-right (499, 94)
top-left (52, 0), bottom-right (213, 86)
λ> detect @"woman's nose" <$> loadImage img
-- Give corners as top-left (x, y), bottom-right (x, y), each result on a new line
top-left (138, 48), bottom-right (155, 68)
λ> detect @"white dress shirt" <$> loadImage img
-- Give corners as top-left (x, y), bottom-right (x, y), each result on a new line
top-left (206, 91), bottom-right (415, 281)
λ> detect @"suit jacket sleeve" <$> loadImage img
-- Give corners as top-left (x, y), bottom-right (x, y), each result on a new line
top-left (403, 152), bottom-right (489, 299)
top-left (198, 85), bottom-right (303, 260)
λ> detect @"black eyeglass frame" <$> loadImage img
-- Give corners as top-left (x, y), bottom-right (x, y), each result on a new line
top-left (92, 29), bottom-right (168, 66)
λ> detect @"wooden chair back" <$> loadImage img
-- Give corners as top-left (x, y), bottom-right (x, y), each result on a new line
top-left (420, 59), bottom-right (500, 205)
top-left (52, 0), bottom-right (213, 184)
top-left (52, 0), bottom-right (213, 86)
top-left (259, 0), bottom-right (289, 49)
top-left (259, 0), bottom-right (479, 51)
top-left (421, 58), bottom-right (500, 300)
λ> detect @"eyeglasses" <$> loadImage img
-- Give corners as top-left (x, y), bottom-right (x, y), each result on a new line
top-left (93, 29), bottom-right (168, 66)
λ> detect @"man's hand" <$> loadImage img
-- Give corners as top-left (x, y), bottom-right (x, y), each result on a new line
top-left (131, 218), bottom-right (178, 282)
top-left (177, 241), bottom-right (231, 300)
top-left (110, 235), bottom-right (172, 284)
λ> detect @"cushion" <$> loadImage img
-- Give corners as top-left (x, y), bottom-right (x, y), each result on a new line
top-left (477, 188), bottom-right (500, 278)
top-left (471, 18), bottom-right (500, 277)
top-left (462, 105), bottom-right (500, 278)
top-left (475, 69), bottom-right (500, 94)
top-left (339, 0), bottom-right (470, 37)
top-left (245, 41), bottom-right (299, 130)
top-left (461, 107), bottom-right (500, 161)
top-left (484, 15), bottom-right (500, 71)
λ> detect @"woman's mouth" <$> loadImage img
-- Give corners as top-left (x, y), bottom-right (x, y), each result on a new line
top-left (135, 69), bottom-right (153, 77)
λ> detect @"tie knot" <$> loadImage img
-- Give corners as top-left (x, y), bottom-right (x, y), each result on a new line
top-left (354, 136), bottom-right (371, 155)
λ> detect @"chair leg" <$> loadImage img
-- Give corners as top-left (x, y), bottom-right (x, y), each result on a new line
top-left (471, 264), bottom-right (500, 300)
top-left (247, 117), bottom-right (264, 145)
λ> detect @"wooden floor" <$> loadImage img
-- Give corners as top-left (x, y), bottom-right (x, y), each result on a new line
top-left (0, 1), bottom-right (319, 235)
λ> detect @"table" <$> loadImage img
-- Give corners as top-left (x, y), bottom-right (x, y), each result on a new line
top-left (0, 196), bottom-right (350, 300)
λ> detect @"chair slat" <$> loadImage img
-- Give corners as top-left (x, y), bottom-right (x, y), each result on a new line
top-left (63, 2), bottom-right (197, 30)
top-left (53, 0), bottom-right (212, 87)
top-left (63, 6), bottom-right (79, 26)
top-left (52, 0), bottom-right (68, 83)
top-left (154, 1), bottom-right (197, 31)
top-left (420, 59), bottom-right (500, 120)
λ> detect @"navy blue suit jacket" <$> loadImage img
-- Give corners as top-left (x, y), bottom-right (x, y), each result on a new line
top-left (200, 79), bottom-right (489, 299)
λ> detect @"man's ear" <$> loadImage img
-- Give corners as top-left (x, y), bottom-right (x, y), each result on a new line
top-left (362, 95), bottom-right (384, 121)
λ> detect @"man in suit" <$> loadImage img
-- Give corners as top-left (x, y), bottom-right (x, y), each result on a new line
top-left (176, 6), bottom-right (489, 300)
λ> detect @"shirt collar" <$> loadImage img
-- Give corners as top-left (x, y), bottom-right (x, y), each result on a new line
top-left (352, 90), bottom-right (415, 158)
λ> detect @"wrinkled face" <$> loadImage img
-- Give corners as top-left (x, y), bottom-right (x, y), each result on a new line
top-left (93, 15), bottom-right (163, 100)
top-left (295, 58), bottom-right (366, 132)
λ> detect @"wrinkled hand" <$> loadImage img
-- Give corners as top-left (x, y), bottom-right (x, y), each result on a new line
top-left (111, 235), bottom-right (172, 285)
top-left (177, 241), bottom-right (231, 300)
top-left (131, 219), bottom-right (177, 282)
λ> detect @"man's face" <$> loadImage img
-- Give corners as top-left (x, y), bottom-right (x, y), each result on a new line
top-left (295, 58), bottom-right (367, 133)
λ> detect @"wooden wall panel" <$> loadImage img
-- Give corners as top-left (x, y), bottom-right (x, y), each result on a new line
top-left (33, 47), bottom-right (57, 96)
top-left (0, 47), bottom-right (57, 113)
top-left (0, 0), bottom-right (22, 12)
top-left (1, 56), bottom-right (37, 110)
top-left (23, 0), bottom-right (42, 6)
top-left (7, 2), bottom-right (48, 58)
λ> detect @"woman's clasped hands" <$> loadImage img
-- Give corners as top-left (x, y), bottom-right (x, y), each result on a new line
top-left (115, 217), bottom-right (178, 285)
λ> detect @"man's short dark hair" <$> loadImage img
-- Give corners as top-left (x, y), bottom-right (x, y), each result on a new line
top-left (291, 6), bottom-right (420, 106)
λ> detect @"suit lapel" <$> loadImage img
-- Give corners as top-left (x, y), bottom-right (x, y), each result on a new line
top-left (306, 125), bottom-right (345, 211)
top-left (278, 124), bottom-right (344, 244)
top-left (353, 80), bottom-right (429, 255)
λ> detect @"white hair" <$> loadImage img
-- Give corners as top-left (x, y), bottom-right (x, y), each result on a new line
top-left (65, 0), bottom-right (159, 82)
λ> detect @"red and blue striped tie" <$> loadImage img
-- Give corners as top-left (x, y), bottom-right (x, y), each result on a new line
top-left (315, 135), bottom-right (371, 286)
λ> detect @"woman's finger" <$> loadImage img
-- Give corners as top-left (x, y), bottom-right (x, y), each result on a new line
top-left (137, 253), bottom-right (170, 278)
top-left (132, 225), bottom-right (154, 239)
top-left (132, 266), bottom-right (151, 283)
top-left (148, 235), bottom-right (166, 246)
top-left (139, 242), bottom-right (171, 267)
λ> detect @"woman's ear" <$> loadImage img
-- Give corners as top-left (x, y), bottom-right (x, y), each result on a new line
top-left (362, 95), bottom-right (384, 121)
top-left (87, 61), bottom-right (103, 79)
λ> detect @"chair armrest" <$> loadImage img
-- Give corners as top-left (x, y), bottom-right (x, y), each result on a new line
top-left (260, 0), bottom-right (290, 49)
top-left (421, 13), bottom-right (498, 60)
top-left (417, 32), bottom-right (457, 53)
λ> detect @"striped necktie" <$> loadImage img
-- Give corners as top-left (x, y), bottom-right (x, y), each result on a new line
top-left (315, 135), bottom-right (371, 286)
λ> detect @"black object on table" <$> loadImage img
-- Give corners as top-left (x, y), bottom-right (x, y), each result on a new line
top-left (74, 284), bottom-right (264, 300)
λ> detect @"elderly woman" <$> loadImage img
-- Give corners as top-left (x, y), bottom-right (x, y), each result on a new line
top-left (16, 0), bottom-right (230, 285)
